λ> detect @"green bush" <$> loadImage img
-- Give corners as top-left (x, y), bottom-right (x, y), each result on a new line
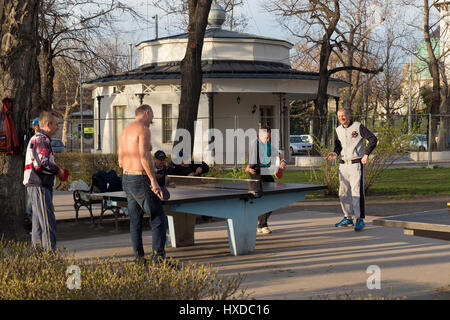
top-left (0, 239), bottom-right (249, 300)
top-left (310, 120), bottom-right (423, 196)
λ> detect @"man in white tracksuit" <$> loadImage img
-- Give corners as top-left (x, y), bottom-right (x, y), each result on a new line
top-left (326, 108), bottom-right (377, 231)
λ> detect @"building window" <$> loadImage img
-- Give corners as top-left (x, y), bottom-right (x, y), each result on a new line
top-left (112, 85), bottom-right (125, 94)
top-left (259, 105), bottom-right (274, 128)
top-left (162, 104), bottom-right (172, 143)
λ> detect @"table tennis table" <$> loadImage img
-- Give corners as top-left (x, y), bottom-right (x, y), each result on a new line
top-left (373, 208), bottom-right (450, 241)
top-left (88, 177), bottom-right (326, 256)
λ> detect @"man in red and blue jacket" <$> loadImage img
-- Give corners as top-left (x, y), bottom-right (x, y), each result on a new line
top-left (23, 111), bottom-right (67, 250)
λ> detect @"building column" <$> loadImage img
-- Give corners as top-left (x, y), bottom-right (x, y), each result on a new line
top-left (207, 92), bottom-right (215, 160)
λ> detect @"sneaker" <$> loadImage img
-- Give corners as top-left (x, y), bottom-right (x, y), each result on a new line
top-left (354, 218), bottom-right (365, 231)
top-left (335, 217), bottom-right (354, 227)
top-left (257, 227), bottom-right (272, 234)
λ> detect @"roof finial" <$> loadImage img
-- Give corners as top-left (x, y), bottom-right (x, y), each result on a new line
top-left (208, 3), bottom-right (226, 29)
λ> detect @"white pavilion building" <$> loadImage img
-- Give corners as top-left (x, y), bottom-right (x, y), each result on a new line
top-left (85, 4), bottom-right (348, 163)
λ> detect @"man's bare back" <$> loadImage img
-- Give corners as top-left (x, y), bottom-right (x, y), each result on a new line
top-left (119, 121), bottom-right (150, 172)
top-left (118, 105), bottom-right (161, 197)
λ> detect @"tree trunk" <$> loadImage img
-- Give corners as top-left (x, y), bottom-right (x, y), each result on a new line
top-left (175, 0), bottom-right (212, 158)
top-left (312, 0), bottom-right (339, 150)
top-left (61, 85), bottom-right (79, 147)
top-left (0, 0), bottom-right (39, 240)
top-left (423, 0), bottom-right (440, 151)
top-left (31, 43), bottom-right (43, 118)
top-left (40, 39), bottom-right (54, 110)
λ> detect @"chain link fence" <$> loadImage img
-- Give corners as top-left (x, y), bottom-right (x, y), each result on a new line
top-left (56, 113), bottom-right (450, 165)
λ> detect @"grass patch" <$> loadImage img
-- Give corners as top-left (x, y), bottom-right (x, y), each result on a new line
top-left (0, 239), bottom-right (249, 300)
top-left (367, 167), bottom-right (450, 197)
top-left (218, 167), bottom-right (450, 200)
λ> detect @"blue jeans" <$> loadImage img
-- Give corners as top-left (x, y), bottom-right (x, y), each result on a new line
top-left (122, 174), bottom-right (166, 261)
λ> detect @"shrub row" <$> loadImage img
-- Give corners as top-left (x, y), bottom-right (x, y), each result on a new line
top-left (0, 239), bottom-right (248, 300)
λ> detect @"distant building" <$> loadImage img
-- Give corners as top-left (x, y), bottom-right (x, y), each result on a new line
top-left (85, 4), bottom-right (348, 162)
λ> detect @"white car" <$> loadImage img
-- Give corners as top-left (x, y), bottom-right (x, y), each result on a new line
top-left (399, 134), bottom-right (427, 151)
top-left (290, 135), bottom-right (313, 155)
top-left (409, 134), bottom-right (427, 151)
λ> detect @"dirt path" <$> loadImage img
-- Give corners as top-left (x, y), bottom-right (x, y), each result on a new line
top-left (280, 195), bottom-right (449, 217)
top-left (56, 195), bottom-right (449, 242)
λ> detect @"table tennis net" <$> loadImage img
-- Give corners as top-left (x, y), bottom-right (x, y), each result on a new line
top-left (166, 175), bottom-right (263, 197)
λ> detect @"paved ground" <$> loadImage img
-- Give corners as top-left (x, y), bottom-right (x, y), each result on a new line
top-left (53, 191), bottom-right (450, 300)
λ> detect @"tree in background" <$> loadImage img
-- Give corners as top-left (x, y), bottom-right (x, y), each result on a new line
top-left (176, 0), bottom-right (212, 157)
top-left (35, 0), bottom-right (143, 113)
top-left (266, 0), bottom-right (384, 148)
top-left (402, 0), bottom-right (449, 151)
top-left (0, 0), bottom-right (39, 239)
top-left (153, 0), bottom-right (248, 32)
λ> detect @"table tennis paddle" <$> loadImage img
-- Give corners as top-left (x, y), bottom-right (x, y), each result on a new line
top-left (60, 168), bottom-right (69, 182)
top-left (275, 167), bottom-right (283, 179)
top-left (151, 185), bottom-right (170, 200)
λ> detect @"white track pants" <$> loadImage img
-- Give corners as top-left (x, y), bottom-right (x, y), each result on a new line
top-left (338, 162), bottom-right (365, 219)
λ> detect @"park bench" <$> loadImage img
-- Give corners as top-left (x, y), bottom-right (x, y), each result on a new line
top-left (71, 170), bottom-right (126, 231)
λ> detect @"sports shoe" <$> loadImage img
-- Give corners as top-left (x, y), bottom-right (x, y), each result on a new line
top-left (335, 217), bottom-right (354, 227)
top-left (257, 227), bottom-right (272, 234)
top-left (354, 218), bottom-right (365, 231)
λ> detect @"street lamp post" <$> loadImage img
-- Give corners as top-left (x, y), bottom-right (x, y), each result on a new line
top-left (408, 53), bottom-right (413, 133)
top-left (74, 48), bottom-right (88, 153)
top-left (96, 95), bottom-right (103, 151)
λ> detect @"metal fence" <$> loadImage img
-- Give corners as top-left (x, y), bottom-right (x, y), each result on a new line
top-left (56, 113), bottom-right (450, 165)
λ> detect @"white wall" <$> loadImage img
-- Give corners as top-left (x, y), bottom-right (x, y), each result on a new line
top-left (137, 38), bottom-right (292, 66)
top-left (93, 85), bottom-right (286, 166)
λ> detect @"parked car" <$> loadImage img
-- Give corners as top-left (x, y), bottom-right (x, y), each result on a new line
top-left (290, 135), bottom-right (313, 155)
top-left (400, 134), bottom-right (427, 151)
top-left (300, 134), bottom-right (313, 145)
top-left (51, 138), bottom-right (66, 153)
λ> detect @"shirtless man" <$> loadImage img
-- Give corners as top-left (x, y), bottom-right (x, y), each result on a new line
top-left (118, 104), bottom-right (166, 263)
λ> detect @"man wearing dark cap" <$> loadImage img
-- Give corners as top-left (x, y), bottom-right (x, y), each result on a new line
top-left (154, 150), bottom-right (169, 187)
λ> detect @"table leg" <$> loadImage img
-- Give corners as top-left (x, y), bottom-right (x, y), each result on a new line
top-left (165, 206), bottom-right (196, 247)
top-left (226, 213), bottom-right (259, 256)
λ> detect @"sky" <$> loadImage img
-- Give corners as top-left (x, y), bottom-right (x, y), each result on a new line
top-left (121, 0), bottom-right (291, 45)
top-left (110, 0), bottom-right (439, 71)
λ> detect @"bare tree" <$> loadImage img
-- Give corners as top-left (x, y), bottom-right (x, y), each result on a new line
top-left (52, 57), bottom-right (80, 147)
top-left (175, 0), bottom-right (212, 157)
top-left (52, 34), bottom-right (132, 148)
top-left (423, 0), bottom-right (442, 149)
top-left (371, 3), bottom-right (408, 120)
top-left (402, 0), bottom-right (449, 150)
top-left (0, 0), bottom-right (39, 239)
top-left (37, 0), bottom-right (144, 111)
top-left (266, 0), bottom-right (383, 145)
top-left (153, 0), bottom-right (247, 32)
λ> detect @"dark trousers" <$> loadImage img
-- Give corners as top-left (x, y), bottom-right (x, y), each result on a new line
top-left (250, 173), bottom-right (274, 228)
top-left (122, 174), bottom-right (167, 261)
